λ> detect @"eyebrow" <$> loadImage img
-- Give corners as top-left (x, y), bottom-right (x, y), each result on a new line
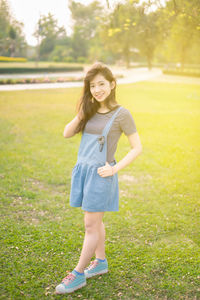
top-left (90, 80), bottom-right (105, 85)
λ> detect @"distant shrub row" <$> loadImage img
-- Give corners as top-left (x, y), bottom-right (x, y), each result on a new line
top-left (0, 76), bottom-right (84, 85)
top-left (0, 56), bottom-right (27, 62)
top-left (163, 69), bottom-right (200, 77)
top-left (0, 66), bottom-right (83, 74)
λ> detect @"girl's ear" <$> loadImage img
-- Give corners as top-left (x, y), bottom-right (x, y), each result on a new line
top-left (110, 81), bottom-right (115, 90)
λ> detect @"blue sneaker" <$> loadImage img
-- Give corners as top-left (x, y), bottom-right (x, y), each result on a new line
top-left (55, 270), bottom-right (86, 294)
top-left (84, 258), bottom-right (108, 278)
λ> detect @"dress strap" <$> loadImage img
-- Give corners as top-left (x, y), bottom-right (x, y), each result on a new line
top-left (102, 106), bottom-right (122, 137)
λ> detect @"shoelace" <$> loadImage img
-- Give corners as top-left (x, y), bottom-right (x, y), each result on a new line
top-left (62, 273), bottom-right (75, 284)
top-left (88, 260), bottom-right (99, 270)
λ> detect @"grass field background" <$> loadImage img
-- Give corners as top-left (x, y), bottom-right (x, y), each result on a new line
top-left (0, 81), bottom-right (200, 299)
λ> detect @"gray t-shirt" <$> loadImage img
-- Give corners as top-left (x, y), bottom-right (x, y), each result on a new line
top-left (84, 106), bottom-right (137, 163)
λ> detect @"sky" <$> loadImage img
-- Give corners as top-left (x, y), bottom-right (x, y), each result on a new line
top-left (8, 0), bottom-right (120, 46)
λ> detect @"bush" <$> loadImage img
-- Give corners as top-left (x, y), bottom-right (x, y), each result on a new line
top-left (77, 56), bottom-right (87, 63)
top-left (0, 79), bottom-right (6, 85)
top-left (0, 56), bottom-right (27, 62)
top-left (0, 66), bottom-right (83, 74)
top-left (163, 69), bottom-right (200, 77)
top-left (6, 79), bottom-right (12, 84)
top-left (52, 56), bottom-right (60, 62)
top-left (63, 56), bottom-right (74, 63)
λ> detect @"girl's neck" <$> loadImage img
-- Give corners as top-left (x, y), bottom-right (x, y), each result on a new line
top-left (97, 107), bottom-right (110, 113)
top-left (97, 103), bottom-right (109, 113)
top-left (97, 105), bottom-right (119, 114)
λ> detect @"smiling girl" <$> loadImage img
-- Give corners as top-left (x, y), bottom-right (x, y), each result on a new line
top-left (55, 62), bottom-right (142, 294)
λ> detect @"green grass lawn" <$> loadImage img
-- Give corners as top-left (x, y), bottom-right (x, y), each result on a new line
top-left (0, 81), bottom-right (200, 299)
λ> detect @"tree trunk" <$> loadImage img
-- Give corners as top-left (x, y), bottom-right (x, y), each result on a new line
top-left (124, 47), bottom-right (130, 69)
top-left (180, 45), bottom-right (187, 71)
top-left (35, 35), bottom-right (40, 67)
top-left (147, 54), bottom-right (152, 70)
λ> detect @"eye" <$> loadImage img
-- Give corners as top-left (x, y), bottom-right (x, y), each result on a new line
top-left (100, 82), bottom-right (104, 86)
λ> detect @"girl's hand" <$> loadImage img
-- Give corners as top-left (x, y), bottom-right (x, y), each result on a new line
top-left (97, 162), bottom-right (114, 177)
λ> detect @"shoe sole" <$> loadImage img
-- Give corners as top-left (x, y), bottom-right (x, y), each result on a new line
top-left (85, 268), bottom-right (108, 278)
top-left (55, 282), bottom-right (86, 294)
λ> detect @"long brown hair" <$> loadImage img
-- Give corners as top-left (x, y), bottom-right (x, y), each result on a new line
top-left (75, 62), bottom-right (119, 133)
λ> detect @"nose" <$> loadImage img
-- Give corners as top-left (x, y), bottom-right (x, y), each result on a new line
top-left (94, 85), bottom-right (101, 93)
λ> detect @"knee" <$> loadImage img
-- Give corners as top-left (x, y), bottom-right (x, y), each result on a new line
top-left (84, 212), bottom-right (104, 233)
top-left (84, 219), bottom-right (99, 233)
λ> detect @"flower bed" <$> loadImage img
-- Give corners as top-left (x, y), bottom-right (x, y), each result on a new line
top-left (0, 56), bottom-right (27, 62)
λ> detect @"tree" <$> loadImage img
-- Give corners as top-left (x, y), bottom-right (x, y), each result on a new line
top-left (0, 0), bottom-right (10, 54)
top-left (69, 0), bottom-right (103, 61)
top-left (0, 0), bottom-right (26, 56)
top-left (100, 2), bottom-right (139, 67)
top-left (34, 13), bottom-right (66, 60)
top-left (164, 0), bottom-right (200, 68)
top-left (136, 5), bottom-right (164, 69)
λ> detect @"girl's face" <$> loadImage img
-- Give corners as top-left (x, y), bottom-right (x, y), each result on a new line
top-left (89, 73), bottom-right (115, 104)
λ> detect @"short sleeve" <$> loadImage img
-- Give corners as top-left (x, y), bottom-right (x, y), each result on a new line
top-left (119, 108), bottom-right (137, 136)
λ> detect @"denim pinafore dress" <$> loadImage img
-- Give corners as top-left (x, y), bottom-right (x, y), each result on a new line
top-left (70, 106), bottom-right (122, 212)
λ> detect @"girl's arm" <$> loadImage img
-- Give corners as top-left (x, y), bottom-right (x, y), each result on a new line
top-left (113, 132), bottom-right (142, 174)
top-left (63, 112), bottom-right (83, 138)
top-left (97, 132), bottom-right (142, 177)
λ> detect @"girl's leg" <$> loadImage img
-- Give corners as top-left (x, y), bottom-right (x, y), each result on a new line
top-left (75, 211), bottom-right (104, 273)
top-left (95, 221), bottom-right (106, 260)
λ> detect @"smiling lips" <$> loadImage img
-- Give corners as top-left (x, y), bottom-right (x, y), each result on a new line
top-left (95, 93), bottom-right (104, 99)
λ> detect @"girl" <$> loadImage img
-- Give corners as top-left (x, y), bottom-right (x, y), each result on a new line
top-left (56, 62), bottom-right (142, 294)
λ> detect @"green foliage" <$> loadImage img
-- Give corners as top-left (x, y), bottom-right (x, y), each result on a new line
top-left (69, 0), bottom-right (103, 61)
top-left (63, 56), bottom-right (74, 63)
top-left (156, 0), bottom-right (200, 66)
top-left (77, 56), bottom-right (87, 63)
top-left (0, 65), bottom-right (83, 74)
top-left (8, 26), bottom-right (16, 40)
top-left (100, 2), bottom-right (139, 67)
top-left (163, 69), bottom-right (200, 77)
top-left (49, 45), bottom-right (73, 62)
top-left (0, 81), bottom-right (199, 298)
top-left (0, 0), bottom-right (10, 40)
top-left (34, 13), bottom-right (67, 61)
top-left (136, 7), bottom-right (164, 70)
top-left (0, 0), bottom-right (27, 57)
top-left (0, 0), bottom-right (199, 66)
top-left (99, 1), bottom-right (167, 68)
